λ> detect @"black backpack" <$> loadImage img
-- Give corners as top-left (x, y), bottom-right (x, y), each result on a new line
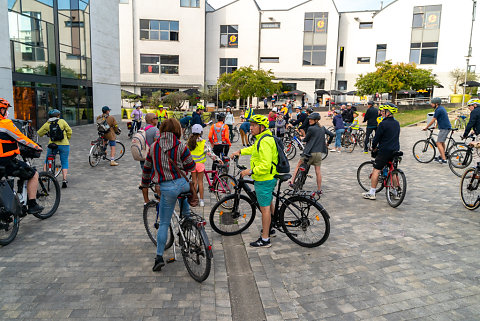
top-left (49, 120), bottom-right (64, 141)
top-left (256, 133), bottom-right (290, 174)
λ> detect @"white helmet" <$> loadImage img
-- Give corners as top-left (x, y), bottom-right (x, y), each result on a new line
top-left (272, 107), bottom-right (278, 112)
top-left (191, 124), bottom-right (203, 134)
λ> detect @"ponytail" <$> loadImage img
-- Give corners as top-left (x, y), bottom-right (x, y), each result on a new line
top-left (187, 133), bottom-right (201, 150)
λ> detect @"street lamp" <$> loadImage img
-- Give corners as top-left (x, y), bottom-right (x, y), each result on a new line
top-left (462, 0), bottom-right (477, 106)
top-left (329, 68), bottom-right (334, 109)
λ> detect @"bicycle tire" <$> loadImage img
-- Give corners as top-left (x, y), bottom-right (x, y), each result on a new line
top-left (214, 174), bottom-right (237, 208)
top-left (342, 134), bottom-right (355, 153)
top-left (321, 149), bottom-right (328, 160)
top-left (209, 194), bottom-right (256, 236)
top-left (88, 144), bottom-right (102, 167)
top-left (460, 168), bottom-right (480, 210)
top-left (449, 149), bottom-right (473, 177)
top-left (279, 196), bottom-right (330, 248)
top-left (0, 207), bottom-right (19, 246)
top-left (356, 161), bottom-right (384, 193)
top-left (385, 169), bottom-right (407, 208)
top-left (231, 128), bottom-right (240, 143)
top-left (357, 130), bottom-right (365, 148)
top-left (292, 164), bottom-right (308, 192)
top-left (248, 133), bottom-right (255, 145)
top-left (143, 202), bottom-right (174, 249)
top-left (181, 220), bottom-right (212, 282)
top-left (284, 140), bottom-right (297, 160)
top-left (34, 171), bottom-right (61, 219)
top-left (412, 139), bottom-right (436, 163)
top-left (114, 141), bottom-right (125, 161)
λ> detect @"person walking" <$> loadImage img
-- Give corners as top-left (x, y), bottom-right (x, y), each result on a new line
top-left (363, 101), bottom-right (378, 153)
top-left (331, 110), bottom-right (345, 153)
top-left (239, 117), bottom-right (250, 147)
top-left (208, 113), bottom-right (231, 174)
top-left (423, 97), bottom-right (451, 163)
top-left (37, 109), bottom-right (72, 188)
top-left (225, 106), bottom-right (234, 138)
top-left (96, 106), bottom-right (121, 166)
top-left (129, 105), bottom-right (143, 137)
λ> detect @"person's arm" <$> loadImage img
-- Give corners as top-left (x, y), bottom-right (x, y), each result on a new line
top-left (325, 128), bottom-right (334, 145)
top-left (63, 120), bottom-right (72, 140)
top-left (1, 119), bottom-right (41, 150)
top-left (130, 110), bottom-right (135, 118)
top-left (371, 123), bottom-right (384, 150)
top-left (302, 127), bottom-right (313, 142)
top-left (180, 145), bottom-right (196, 173)
top-left (208, 126), bottom-right (214, 145)
top-left (464, 110), bottom-right (477, 137)
top-left (224, 126), bottom-right (231, 145)
top-left (141, 152), bottom-right (153, 188)
top-left (37, 122), bottom-right (49, 137)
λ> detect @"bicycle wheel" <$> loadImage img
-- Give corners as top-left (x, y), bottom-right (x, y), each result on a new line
top-left (209, 194), bottom-right (256, 236)
top-left (385, 169), bottom-right (407, 208)
top-left (214, 174), bottom-right (237, 208)
top-left (447, 141), bottom-right (467, 157)
top-left (460, 168), bottom-right (480, 210)
top-left (88, 144), bottom-right (102, 167)
top-left (34, 171), bottom-right (61, 219)
top-left (279, 196), bottom-right (330, 248)
top-left (181, 220), bottom-right (212, 282)
top-left (231, 128), bottom-right (240, 143)
top-left (248, 133), bottom-right (255, 145)
top-left (292, 164), bottom-right (308, 192)
top-left (412, 139), bottom-right (436, 163)
top-left (342, 134), bottom-right (355, 153)
top-left (321, 149), bottom-right (328, 160)
top-left (284, 140), bottom-right (297, 160)
top-left (114, 141), bottom-right (125, 161)
top-left (0, 209), bottom-right (19, 246)
top-left (143, 202), bottom-right (174, 249)
top-left (356, 161), bottom-right (384, 193)
top-left (357, 130), bottom-right (365, 149)
top-left (449, 149), bottom-right (473, 177)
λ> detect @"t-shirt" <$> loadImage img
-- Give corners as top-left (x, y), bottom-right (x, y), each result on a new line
top-left (434, 106), bottom-right (451, 130)
top-left (145, 125), bottom-right (160, 146)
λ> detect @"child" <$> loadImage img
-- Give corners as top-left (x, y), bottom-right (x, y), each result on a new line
top-left (275, 113), bottom-right (286, 138)
top-left (349, 111), bottom-right (360, 136)
top-left (187, 124), bottom-right (223, 207)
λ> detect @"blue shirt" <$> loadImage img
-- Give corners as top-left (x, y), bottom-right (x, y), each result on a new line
top-left (240, 121), bottom-right (250, 133)
top-left (433, 106), bottom-right (451, 130)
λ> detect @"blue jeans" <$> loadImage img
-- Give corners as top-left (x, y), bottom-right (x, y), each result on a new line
top-left (45, 145), bottom-right (70, 169)
top-left (335, 129), bottom-right (345, 148)
top-left (156, 178), bottom-right (191, 256)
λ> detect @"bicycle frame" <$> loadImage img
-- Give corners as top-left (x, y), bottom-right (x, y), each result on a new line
top-left (202, 169), bottom-right (230, 194)
top-left (426, 129), bottom-right (457, 152)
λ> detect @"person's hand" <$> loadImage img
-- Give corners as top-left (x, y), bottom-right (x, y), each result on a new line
top-left (218, 159), bottom-right (224, 165)
top-left (240, 169), bottom-right (251, 178)
top-left (422, 127), bottom-right (427, 131)
top-left (230, 150), bottom-right (241, 158)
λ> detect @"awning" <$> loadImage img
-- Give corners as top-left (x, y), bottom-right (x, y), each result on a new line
top-left (460, 80), bottom-right (480, 87)
top-left (345, 90), bottom-right (357, 95)
top-left (315, 90), bottom-right (329, 95)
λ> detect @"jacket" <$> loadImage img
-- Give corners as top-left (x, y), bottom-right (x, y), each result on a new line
top-left (303, 124), bottom-right (334, 155)
top-left (333, 115), bottom-right (345, 130)
top-left (290, 112), bottom-right (306, 126)
top-left (0, 115), bottom-right (41, 158)
top-left (244, 108), bottom-right (254, 120)
top-left (363, 106), bottom-right (379, 128)
top-left (208, 121), bottom-right (231, 146)
top-left (240, 129), bottom-right (278, 181)
top-left (141, 132), bottom-right (195, 187)
top-left (37, 118), bottom-right (72, 145)
top-left (191, 111), bottom-right (206, 127)
top-left (464, 106), bottom-right (480, 137)
top-left (130, 109), bottom-right (143, 121)
top-left (372, 116), bottom-right (400, 154)
top-left (225, 113), bottom-right (234, 125)
top-left (97, 114), bottom-right (119, 141)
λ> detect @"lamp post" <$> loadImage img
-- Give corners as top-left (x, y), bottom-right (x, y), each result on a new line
top-left (462, 0), bottom-right (477, 106)
top-left (329, 68), bottom-right (334, 109)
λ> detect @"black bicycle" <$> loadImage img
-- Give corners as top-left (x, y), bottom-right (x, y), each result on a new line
top-left (460, 161), bottom-right (480, 210)
top-left (448, 135), bottom-right (476, 177)
top-left (291, 154), bottom-right (314, 193)
top-left (45, 143), bottom-right (62, 178)
top-left (412, 128), bottom-right (464, 163)
top-left (209, 161), bottom-right (330, 248)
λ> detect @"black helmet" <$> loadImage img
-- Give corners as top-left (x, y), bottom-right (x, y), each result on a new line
top-left (217, 112), bottom-right (226, 121)
top-left (306, 107), bottom-right (314, 113)
top-left (307, 112), bottom-right (321, 120)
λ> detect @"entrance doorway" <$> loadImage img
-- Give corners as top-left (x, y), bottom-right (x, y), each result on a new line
top-left (36, 87), bottom-right (57, 127)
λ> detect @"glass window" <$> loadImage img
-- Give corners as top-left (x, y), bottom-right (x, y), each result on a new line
top-left (409, 49), bottom-right (420, 64)
top-left (357, 57), bottom-right (370, 64)
top-left (412, 13), bottom-right (423, 28)
top-left (303, 12), bottom-right (328, 65)
top-left (120, 0), bottom-right (129, 3)
top-left (315, 79), bottom-right (325, 89)
top-left (220, 25), bottom-right (238, 48)
top-left (60, 51), bottom-right (81, 78)
top-left (420, 48), bottom-right (437, 64)
top-left (140, 54), bottom-right (179, 74)
top-left (338, 81), bottom-right (347, 91)
top-left (260, 57), bottom-right (279, 63)
top-left (376, 44), bottom-right (386, 63)
top-left (220, 58), bottom-right (237, 75)
top-left (261, 22), bottom-right (280, 29)
top-left (359, 22), bottom-right (373, 29)
top-left (410, 5), bottom-right (441, 65)
top-left (180, 0), bottom-right (199, 7)
top-left (140, 19), bottom-right (179, 41)
top-left (21, 0), bottom-right (54, 24)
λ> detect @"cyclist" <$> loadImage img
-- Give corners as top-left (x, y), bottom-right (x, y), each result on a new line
top-left (289, 106), bottom-right (306, 128)
top-left (363, 101), bottom-right (378, 153)
top-left (239, 117), bottom-right (250, 147)
top-left (225, 106), bottom-right (234, 138)
top-left (362, 103), bottom-right (400, 200)
top-left (423, 97), bottom-right (451, 164)
top-left (208, 113), bottom-right (231, 175)
top-left (156, 105), bottom-right (168, 125)
top-left (192, 104), bottom-right (206, 128)
top-left (349, 111), bottom-right (360, 136)
top-left (179, 113), bottom-right (192, 137)
top-left (0, 98), bottom-right (43, 214)
top-left (37, 109), bottom-right (72, 188)
top-left (244, 104), bottom-right (254, 120)
top-left (298, 107), bottom-right (314, 136)
top-left (231, 115), bottom-right (278, 248)
top-left (462, 99), bottom-right (480, 140)
top-left (290, 113), bottom-right (334, 194)
top-left (129, 105), bottom-right (143, 136)
top-left (331, 110), bottom-right (345, 153)
top-left (343, 103), bottom-right (354, 127)
top-left (96, 106), bottom-right (121, 166)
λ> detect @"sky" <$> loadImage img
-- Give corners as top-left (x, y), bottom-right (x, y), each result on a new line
top-left (208, 0), bottom-right (396, 12)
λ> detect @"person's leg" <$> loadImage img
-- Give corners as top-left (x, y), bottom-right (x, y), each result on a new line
top-left (259, 205), bottom-right (272, 240)
top-left (198, 171), bottom-right (205, 200)
top-left (156, 181), bottom-right (178, 258)
top-left (290, 158), bottom-right (303, 185)
top-left (212, 145), bottom-right (222, 173)
top-left (314, 165), bottom-right (322, 191)
top-left (437, 142), bottom-right (446, 160)
top-left (26, 171), bottom-right (39, 200)
top-left (364, 127), bottom-right (373, 151)
top-left (43, 147), bottom-right (52, 171)
top-left (240, 129), bottom-right (246, 145)
top-left (58, 145), bottom-right (69, 182)
top-left (178, 178), bottom-right (191, 218)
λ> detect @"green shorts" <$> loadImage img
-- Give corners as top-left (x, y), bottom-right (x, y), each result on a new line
top-left (254, 179), bottom-right (277, 207)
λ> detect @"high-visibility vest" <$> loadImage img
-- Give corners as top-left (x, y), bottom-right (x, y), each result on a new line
top-left (351, 117), bottom-right (360, 130)
top-left (157, 110), bottom-right (167, 120)
top-left (213, 123), bottom-right (226, 145)
top-left (244, 108), bottom-right (254, 120)
top-left (191, 139), bottom-right (207, 163)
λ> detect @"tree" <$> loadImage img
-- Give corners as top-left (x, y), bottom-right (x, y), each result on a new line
top-left (355, 61), bottom-right (439, 103)
top-left (450, 68), bottom-right (478, 94)
top-left (161, 91), bottom-right (188, 110)
top-left (217, 66), bottom-right (282, 106)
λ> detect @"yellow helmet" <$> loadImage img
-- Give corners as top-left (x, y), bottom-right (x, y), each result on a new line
top-left (379, 102), bottom-right (398, 114)
top-left (196, 104), bottom-right (205, 110)
top-left (249, 115), bottom-right (269, 128)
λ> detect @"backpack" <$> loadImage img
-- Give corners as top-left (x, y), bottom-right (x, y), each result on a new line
top-left (256, 133), bottom-right (290, 174)
top-left (131, 129), bottom-right (149, 161)
top-left (49, 120), bottom-right (64, 141)
top-left (97, 116), bottom-right (110, 133)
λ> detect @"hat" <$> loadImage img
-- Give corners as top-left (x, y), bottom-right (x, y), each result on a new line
top-left (101, 106), bottom-right (111, 113)
top-left (191, 124), bottom-right (203, 134)
top-left (367, 100), bottom-right (374, 105)
top-left (272, 107), bottom-right (278, 112)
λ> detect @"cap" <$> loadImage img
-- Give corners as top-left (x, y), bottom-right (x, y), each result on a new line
top-left (191, 124), bottom-right (203, 134)
top-left (101, 106), bottom-right (111, 113)
top-left (272, 107), bottom-right (278, 112)
top-left (430, 97), bottom-right (442, 105)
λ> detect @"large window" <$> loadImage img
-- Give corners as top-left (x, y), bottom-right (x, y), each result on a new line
top-left (220, 58), bottom-right (237, 75)
top-left (359, 22), bottom-right (373, 29)
top-left (303, 12), bottom-right (328, 66)
top-left (315, 79), bottom-right (325, 90)
top-left (410, 5), bottom-right (441, 65)
top-left (140, 19), bottom-right (179, 41)
top-left (180, 0), bottom-right (199, 7)
top-left (338, 81), bottom-right (347, 91)
top-left (220, 25), bottom-right (238, 48)
top-left (376, 44), bottom-right (386, 63)
top-left (140, 54), bottom-right (179, 74)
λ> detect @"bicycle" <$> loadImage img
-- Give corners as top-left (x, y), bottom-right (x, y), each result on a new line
top-left (291, 154), bottom-right (313, 193)
top-left (341, 129), bottom-right (358, 153)
top-left (209, 162), bottom-right (330, 247)
top-left (459, 161), bottom-right (480, 210)
top-left (88, 133), bottom-right (125, 167)
top-left (127, 118), bottom-right (143, 139)
top-left (0, 152), bottom-right (61, 246)
top-left (45, 143), bottom-right (62, 178)
top-left (196, 163), bottom-right (236, 208)
top-left (283, 127), bottom-right (305, 160)
top-left (12, 119), bottom-right (38, 143)
top-left (357, 151), bottom-right (407, 208)
top-left (454, 114), bottom-right (468, 130)
top-left (143, 191), bottom-right (213, 282)
top-left (447, 135), bottom-right (477, 177)
top-left (412, 128), bottom-right (464, 163)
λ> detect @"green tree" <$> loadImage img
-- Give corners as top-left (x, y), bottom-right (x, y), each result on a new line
top-left (355, 61), bottom-right (439, 103)
top-left (161, 91), bottom-right (188, 110)
top-left (217, 66), bottom-right (282, 106)
top-left (450, 68), bottom-right (478, 94)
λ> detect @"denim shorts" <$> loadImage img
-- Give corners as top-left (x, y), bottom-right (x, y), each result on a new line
top-left (254, 179), bottom-right (277, 207)
top-left (45, 145), bottom-right (70, 169)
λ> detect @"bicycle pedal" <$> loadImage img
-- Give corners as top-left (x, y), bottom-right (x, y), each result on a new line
top-left (166, 258), bottom-right (176, 264)
top-left (307, 175), bottom-right (313, 178)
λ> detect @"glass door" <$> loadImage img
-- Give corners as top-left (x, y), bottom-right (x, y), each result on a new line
top-left (36, 87), bottom-right (57, 128)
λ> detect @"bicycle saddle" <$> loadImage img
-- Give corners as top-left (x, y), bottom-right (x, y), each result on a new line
top-left (178, 192), bottom-right (192, 199)
top-left (451, 128), bottom-right (459, 132)
top-left (393, 151), bottom-right (403, 157)
top-left (47, 143), bottom-right (58, 149)
top-left (275, 174), bottom-right (292, 182)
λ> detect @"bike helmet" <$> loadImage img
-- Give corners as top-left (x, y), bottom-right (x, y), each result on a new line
top-left (196, 104), bottom-right (205, 110)
top-left (191, 124), bottom-right (203, 134)
top-left (0, 98), bottom-right (11, 109)
top-left (430, 97), bottom-right (442, 105)
top-left (101, 106), bottom-right (111, 113)
top-left (217, 112), bottom-right (226, 121)
top-left (307, 112), bottom-right (321, 120)
top-left (249, 114), bottom-right (269, 128)
top-left (367, 100), bottom-right (374, 106)
top-left (378, 102), bottom-right (398, 114)
top-left (467, 99), bottom-right (479, 106)
top-left (306, 107), bottom-right (314, 113)
top-left (48, 109), bottom-right (61, 117)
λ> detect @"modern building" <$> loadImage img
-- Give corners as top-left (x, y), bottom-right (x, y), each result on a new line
top-left (3, 0), bottom-right (121, 128)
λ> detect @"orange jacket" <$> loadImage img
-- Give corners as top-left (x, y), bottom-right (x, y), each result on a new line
top-left (208, 121), bottom-right (231, 146)
top-left (0, 115), bottom-right (41, 158)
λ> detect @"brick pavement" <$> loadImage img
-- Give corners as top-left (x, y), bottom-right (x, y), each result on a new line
top-left (1, 119), bottom-right (479, 320)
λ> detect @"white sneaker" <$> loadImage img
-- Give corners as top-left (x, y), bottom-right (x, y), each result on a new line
top-left (200, 200), bottom-right (205, 207)
top-left (337, 150), bottom-right (341, 153)
top-left (362, 192), bottom-right (376, 200)
top-left (329, 149), bottom-right (336, 152)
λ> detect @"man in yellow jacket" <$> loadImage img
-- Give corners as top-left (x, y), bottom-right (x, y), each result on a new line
top-left (37, 109), bottom-right (72, 188)
top-left (231, 115), bottom-right (278, 248)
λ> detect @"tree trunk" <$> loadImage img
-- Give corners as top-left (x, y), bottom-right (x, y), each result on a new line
top-left (391, 91), bottom-right (397, 104)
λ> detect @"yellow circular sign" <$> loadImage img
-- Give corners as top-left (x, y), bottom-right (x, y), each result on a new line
top-left (428, 14), bottom-right (437, 23)
top-left (317, 20), bottom-right (325, 29)
top-left (229, 35), bottom-right (237, 43)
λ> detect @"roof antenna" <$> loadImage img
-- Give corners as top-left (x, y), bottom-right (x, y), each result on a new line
top-left (380, 1), bottom-right (384, 10)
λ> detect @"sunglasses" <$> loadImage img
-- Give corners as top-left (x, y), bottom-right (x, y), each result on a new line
top-left (153, 117), bottom-right (158, 119)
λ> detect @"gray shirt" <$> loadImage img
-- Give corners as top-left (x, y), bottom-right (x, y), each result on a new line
top-left (303, 124), bottom-right (334, 155)
top-left (145, 125), bottom-right (160, 146)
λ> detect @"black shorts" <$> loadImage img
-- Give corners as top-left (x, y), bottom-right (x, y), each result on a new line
top-left (373, 152), bottom-right (394, 170)
top-left (0, 157), bottom-right (36, 180)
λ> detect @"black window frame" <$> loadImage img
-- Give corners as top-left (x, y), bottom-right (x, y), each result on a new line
top-left (220, 25), bottom-right (238, 48)
top-left (219, 58), bottom-right (237, 75)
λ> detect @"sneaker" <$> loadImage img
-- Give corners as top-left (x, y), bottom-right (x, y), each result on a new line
top-left (200, 200), bottom-right (205, 207)
top-left (152, 256), bottom-right (165, 272)
top-left (337, 150), bottom-right (341, 153)
top-left (27, 203), bottom-right (44, 215)
top-left (260, 228), bottom-right (276, 237)
top-left (363, 151), bottom-right (369, 154)
top-left (362, 192), bottom-right (376, 200)
top-left (433, 157), bottom-right (440, 163)
top-left (62, 180), bottom-right (68, 188)
top-left (249, 237), bottom-right (271, 248)
top-left (440, 159), bottom-right (447, 164)
top-left (329, 149), bottom-right (336, 152)
top-left (110, 160), bottom-right (119, 166)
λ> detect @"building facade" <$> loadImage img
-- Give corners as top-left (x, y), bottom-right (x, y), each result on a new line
top-left (3, 0), bottom-right (120, 128)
